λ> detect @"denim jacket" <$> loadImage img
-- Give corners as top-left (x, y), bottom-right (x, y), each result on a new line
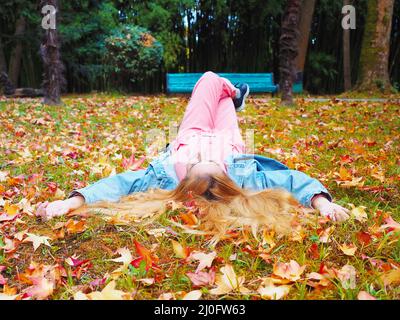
top-left (72, 146), bottom-right (332, 208)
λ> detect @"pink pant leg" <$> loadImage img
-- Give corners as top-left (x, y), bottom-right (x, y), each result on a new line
top-left (214, 97), bottom-right (246, 153)
top-left (178, 71), bottom-right (237, 135)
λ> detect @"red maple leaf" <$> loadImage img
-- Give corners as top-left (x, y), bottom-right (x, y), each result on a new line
top-left (131, 241), bottom-right (160, 271)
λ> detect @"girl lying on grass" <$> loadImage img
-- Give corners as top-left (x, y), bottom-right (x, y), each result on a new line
top-left (36, 71), bottom-right (349, 240)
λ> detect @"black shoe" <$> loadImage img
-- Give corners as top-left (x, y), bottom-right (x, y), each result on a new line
top-left (233, 83), bottom-right (250, 112)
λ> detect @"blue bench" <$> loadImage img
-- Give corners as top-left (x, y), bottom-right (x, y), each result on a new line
top-left (166, 73), bottom-right (280, 94)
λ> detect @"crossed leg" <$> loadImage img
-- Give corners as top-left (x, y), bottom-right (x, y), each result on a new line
top-left (178, 71), bottom-right (239, 135)
top-left (171, 72), bottom-right (246, 181)
top-left (177, 71), bottom-right (245, 146)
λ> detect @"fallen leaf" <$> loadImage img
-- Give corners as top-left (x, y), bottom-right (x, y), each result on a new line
top-left (23, 233), bottom-right (52, 251)
top-left (109, 248), bottom-right (133, 267)
top-left (261, 229), bottom-right (276, 249)
top-left (186, 268), bottom-right (216, 287)
top-left (380, 216), bottom-right (400, 232)
top-left (139, 278), bottom-right (155, 286)
top-left (158, 292), bottom-right (175, 300)
top-left (4, 201), bottom-right (19, 216)
top-left (339, 243), bottom-right (357, 256)
top-left (179, 211), bottom-right (198, 226)
top-left (337, 265), bottom-right (357, 289)
top-left (319, 226), bottom-right (335, 243)
top-left (258, 278), bottom-right (291, 300)
top-left (380, 269), bottom-right (400, 287)
top-left (132, 241), bottom-right (159, 271)
top-left (189, 251), bottom-right (217, 273)
top-left (0, 293), bottom-right (18, 300)
top-left (171, 240), bottom-right (190, 259)
top-left (182, 290), bottom-right (202, 300)
top-left (75, 281), bottom-right (129, 300)
top-left (146, 228), bottom-right (167, 238)
top-left (307, 243), bottom-right (320, 260)
top-left (306, 272), bottom-right (331, 288)
top-left (65, 219), bottom-right (87, 234)
top-left (273, 260), bottom-right (306, 282)
top-left (349, 205), bottom-right (368, 222)
top-left (21, 263), bottom-right (59, 300)
top-left (209, 264), bottom-right (249, 295)
top-left (356, 231), bottom-right (372, 246)
top-left (25, 276), bottom-right (55, 300)
top-left (357, 291), bottom-right (377, 300)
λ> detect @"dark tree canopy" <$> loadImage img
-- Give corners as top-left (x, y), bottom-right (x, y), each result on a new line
top-left (0, 0), bottom-right (399, 94)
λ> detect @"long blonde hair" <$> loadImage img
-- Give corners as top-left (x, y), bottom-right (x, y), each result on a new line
top-left (78, 172), bottom-right (300, 245)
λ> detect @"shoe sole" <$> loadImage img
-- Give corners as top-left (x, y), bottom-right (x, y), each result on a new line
top-left (236, 86), bottom-right (250, 112)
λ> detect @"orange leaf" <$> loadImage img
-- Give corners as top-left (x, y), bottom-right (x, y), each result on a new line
top-left (133, 241), bottom-right (158, 271)
top-left (356, 231), bottom-right (372, 246)
top-left (65, 219), bottom-right (87, 234)
top-left (179, 211), bottom-right (198, 226)
top-left (338, 166), bottom-right (352, 181)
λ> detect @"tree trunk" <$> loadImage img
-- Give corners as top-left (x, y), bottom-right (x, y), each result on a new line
top-left (356, 0), bottom-right (395, 92)
top-left (40, 0), bottom-right (66, 105)
top-left (8, 16), bottom-right (26, 86)
top-left (295, 0), bottom-right (316, 83)
top-left (0, 38), bottom-right (7, 73)
top-left (279, 0), bottom-right (301, 105)
top-left (343, 0), bottom-right (352, 91)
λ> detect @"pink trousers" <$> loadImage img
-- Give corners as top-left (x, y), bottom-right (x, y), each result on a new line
top-left (171, 71), bottom-right (246, 181)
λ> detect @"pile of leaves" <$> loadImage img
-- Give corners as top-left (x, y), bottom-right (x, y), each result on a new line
top-left (0, 94), bottom-right (399, 300)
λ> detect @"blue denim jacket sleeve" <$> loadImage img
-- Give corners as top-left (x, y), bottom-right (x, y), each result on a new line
top-left (70, 170), bottom-right (147, 204)
top-left (69, 148), bottom-right (179, 204)
top-left (260, 169), bottom-right (332, 208)
top-left (226, 154), bottom-right (332, 208)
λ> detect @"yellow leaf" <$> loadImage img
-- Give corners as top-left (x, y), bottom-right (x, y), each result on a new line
top-left (209, 264), bottom-right (249, 295)
top-left (348, 204), bottom-right (368, 222)
top-left (338, 166), bottom-right (352, 181)
top-left (171, 240), bottom-right (189, 259)
top-left (258, 278), bottom-right (291, 300)
top-left (380, 269), bottom-right (400, 287)
top-left (262, 229), bottom-right (276, 249)
top-left (339, 243), bottom-right (357, 256)
top-left (4, 201), bottom-right (19, 216)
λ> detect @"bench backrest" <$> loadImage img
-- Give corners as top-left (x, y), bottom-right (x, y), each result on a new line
top-left (166, 73), bottom-right (278, 93)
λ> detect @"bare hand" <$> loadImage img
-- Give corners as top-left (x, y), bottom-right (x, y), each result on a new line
top-left (318, 202), bottom-right (350, 222)
top-left (35, 200), bottom-right (71, 220)
top-left (312, 195), bottom-right (350, 222)
top-left (35, 196), bottom-right (85, 221)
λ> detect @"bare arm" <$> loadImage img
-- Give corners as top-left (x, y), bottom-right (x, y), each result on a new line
top-left (35, 195), bottom-right (85, 220)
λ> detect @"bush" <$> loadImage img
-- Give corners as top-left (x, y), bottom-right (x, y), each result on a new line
top-left (105, 25), bottom-right (163, 83)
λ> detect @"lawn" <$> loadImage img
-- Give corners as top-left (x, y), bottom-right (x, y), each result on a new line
top-left (0, 94), bottom-right (399, 300)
